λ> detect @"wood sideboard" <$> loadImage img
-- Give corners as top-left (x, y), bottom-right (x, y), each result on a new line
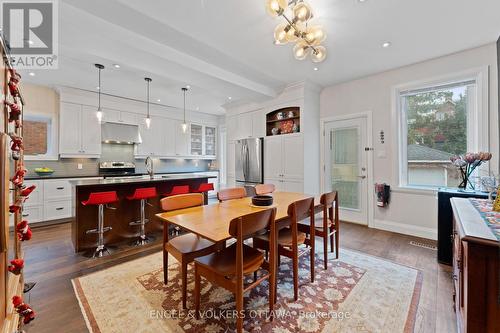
top-left (451, 198), bottom-right (500, 333)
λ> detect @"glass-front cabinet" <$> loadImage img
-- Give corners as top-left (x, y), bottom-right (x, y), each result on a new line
top-left (190, 124), bottom-right (203, 156)
top-left (205, 126), bottom-right (216, 157)
top-left (189, 124), bottom-right (217, 158)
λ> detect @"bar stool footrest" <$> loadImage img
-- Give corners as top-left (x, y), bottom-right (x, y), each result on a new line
top-left (129, 219), bottom-right (150, 226)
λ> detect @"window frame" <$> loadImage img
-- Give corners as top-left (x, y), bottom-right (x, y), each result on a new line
top-left (392, 67), bottom-right (489, 192)
top-left (23, 112), bottom-right (59, 161)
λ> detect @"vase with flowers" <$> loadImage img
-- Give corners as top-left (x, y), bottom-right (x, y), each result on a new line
top-left (450, 152), bottom-right (492, 190)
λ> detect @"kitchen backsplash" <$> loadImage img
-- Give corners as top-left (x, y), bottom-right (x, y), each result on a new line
top-left (24, 144), bottom-right (214, 177)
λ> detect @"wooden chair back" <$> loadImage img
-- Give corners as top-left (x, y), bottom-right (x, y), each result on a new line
top-left (160, 193), bottom-right (204, 212)
top-left (287, 197), bottom-right (315, 245)
top-left (217, 187), bottom-right (246, 202)
top-left (229, 208), bottom-right (277, 240)
top-left (320, 191), bottom-right (338, 227)
top-left (255, 184), bottom-right (276, 195)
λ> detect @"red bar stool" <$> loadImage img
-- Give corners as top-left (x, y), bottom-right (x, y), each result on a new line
top-left (82, 191), bottom-right (119, 258)
top-left (127, 187), bottom-right (157, 246)
top-left (192, 183), bottom-right (214, 202)
top-left (163, 185), bottom-right (190, 197)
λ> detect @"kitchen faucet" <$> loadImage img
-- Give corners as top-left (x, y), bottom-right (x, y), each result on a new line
top-left (145, 156), bottom-right (154, 179)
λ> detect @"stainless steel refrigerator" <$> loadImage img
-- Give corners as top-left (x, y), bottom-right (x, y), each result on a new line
top-left (235, 138), bottom-right (264, 186)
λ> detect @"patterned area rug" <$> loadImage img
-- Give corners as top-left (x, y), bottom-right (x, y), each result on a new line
top-left (72, 249), bottom-right (421, 333)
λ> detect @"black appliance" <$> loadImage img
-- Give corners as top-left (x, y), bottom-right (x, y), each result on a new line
top-left (437, 188), bottom-right (487, 265)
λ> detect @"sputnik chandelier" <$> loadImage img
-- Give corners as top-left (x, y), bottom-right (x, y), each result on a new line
top-left (266, 0), bottom-right (327, 62)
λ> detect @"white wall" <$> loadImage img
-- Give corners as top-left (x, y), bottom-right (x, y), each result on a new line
top-left (320, 43), bottom-right (498, 240)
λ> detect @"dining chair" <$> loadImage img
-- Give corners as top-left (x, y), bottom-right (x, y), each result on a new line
top-left (298, 191), bottom-right (339, 269)
top-left (160, 193), bottom-right (222, 309)
top-left (255, 183), bottom-right (276, 195)
top-left (194, 208), bottom-right (277, 333)
top-left (217, 187), bottom-right (246, 202)
top-left (252, 197), bottom-right (315, 301)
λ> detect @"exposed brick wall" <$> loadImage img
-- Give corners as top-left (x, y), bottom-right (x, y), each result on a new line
top-left (23, 120), bottom-right (47, 155)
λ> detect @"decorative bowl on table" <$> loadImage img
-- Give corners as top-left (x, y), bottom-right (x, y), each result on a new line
top-left (251, 195), bottom-right (274, 207)
top-left (34, 167), bottom-right (54, 176)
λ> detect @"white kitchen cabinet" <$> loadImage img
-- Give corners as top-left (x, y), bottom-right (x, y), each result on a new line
top-left (190, 124), bottom-right (203, 156)
top-left (135, 115), bottom-right (163, 157)
top-left (59, 102), bottom-right (101, 158)
top-left (163, 119), bottom-right (176, 156)
top-left (81, 106), bottom-right (102, 156)
top-left (251, 110), bottom-right (265, 138)
top-left (175, 120), bottom-right (190, 156)
top-left (204, 126), bottom-right (217, 158)
top-left (226, 116), bottom-right (238, 141)
top-left (237, 113), bottom-right (253, 139)
top-left (120, 112), bottom-right (138, 125)
top-left (103, 109), bottom-right (137, 125)
top-left (264, 133), bottom-right (304, 192)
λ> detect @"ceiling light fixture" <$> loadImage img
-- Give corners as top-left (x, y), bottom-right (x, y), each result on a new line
top-left (382, 41), bottom-right (391, 48)
top-left (113, 64), bottom-right (120, 69)
top-left (144, 77), bottom-right (152, 129)
top-left (157, 99), bottom-right (161, 102)
top-left (266, 0), bottom-right (327, 63)
top-left (228, 96), bottom-right (232, 100)
top-left (95, 64), bottom-right (104, 122)
top-left (29, 72), bottom-right (35, 76)
top-left (186, 85), bottom-right (191, 89)
top-left (313, 67), bottom-right (318, 71)
top-left (181, 87), bottom-right (189, 133)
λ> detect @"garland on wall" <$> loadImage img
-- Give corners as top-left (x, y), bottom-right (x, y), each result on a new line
top-left (2, 44), bottom-right (37, 328)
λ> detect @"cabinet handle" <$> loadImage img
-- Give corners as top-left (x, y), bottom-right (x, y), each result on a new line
top-left (22, 213), bottom-right (29, 217)
top-left (56, 207), bottom-right (64, 211)
top-left (56, 187), bottom-right (65, 190)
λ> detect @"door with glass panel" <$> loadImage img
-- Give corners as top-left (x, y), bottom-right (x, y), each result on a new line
top-left (324, 118), bottom-right (368, 225)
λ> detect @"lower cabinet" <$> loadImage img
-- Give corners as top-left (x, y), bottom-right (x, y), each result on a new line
top-left (264, 178), bottom-right (303, 192)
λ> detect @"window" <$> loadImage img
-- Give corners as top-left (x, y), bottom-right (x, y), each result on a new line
top-left (23, 113), bottom-right (58, 160)
top-left (396, 70), bottom-right (488, 189)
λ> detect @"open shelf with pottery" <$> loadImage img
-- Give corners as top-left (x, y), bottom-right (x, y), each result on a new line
top-left (266, 107), bottom-right (300, 136)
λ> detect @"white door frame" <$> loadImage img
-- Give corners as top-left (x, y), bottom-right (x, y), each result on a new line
top-left (320, 111), bottom-right (374, 228)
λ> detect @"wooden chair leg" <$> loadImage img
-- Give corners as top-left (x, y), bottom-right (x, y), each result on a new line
top-left (236, 280), bottom-right (244, 333)
top-left (293, 249), bottom-right (299, 301)
top-left (253, 271), bottom-right (257, 282)
top-left (181, 261), bottom-right (188, 309)
top-left (310, 239), bottom-right (315, 283)
top-left (335, 230), bottom-right (339, 259)
top-left (194, 265), bottom-right (200, 319)
top-left (323, 233), bottom-right (328, 270)
top-left (163, 250), bottom-right (169, 284)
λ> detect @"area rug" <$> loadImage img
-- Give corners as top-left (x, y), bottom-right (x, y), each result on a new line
top-left (72, 249), bottom-right (422, 333)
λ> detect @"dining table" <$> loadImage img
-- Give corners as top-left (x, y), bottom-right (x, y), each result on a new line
top-left (156, 191), bottom-right (322, 243)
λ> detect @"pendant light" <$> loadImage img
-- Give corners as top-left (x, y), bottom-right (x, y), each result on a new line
top-left (144, 77), bottom-right (152, 129)
top-left (181, 87), bottom-right (188, 133)
top-left (95, 64), bottom-right (104, 122)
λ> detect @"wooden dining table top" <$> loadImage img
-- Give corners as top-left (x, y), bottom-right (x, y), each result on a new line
top-left (156, 191), bottom-right (321, 243)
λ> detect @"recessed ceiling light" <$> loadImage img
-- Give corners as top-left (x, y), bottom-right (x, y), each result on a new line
top-left (382, 41), bottom-right (392, 48)
top-left (157, 99), bottom-right (161, 102)
top-left (96, 86), bottom-right (100, 90)
top-left (27, 40), bottom-right (34, 45)
top-left (28, 72), bottom-right (35, 76)
top-left (196, 106), bottom-right (200, 111)
top-left (113, 64), bottom-right (120, 69)
top-left (228, 96), bottom-right (232, 100)
top-left (186, 85), bottom-right (191, 89)
top-left (358, 0), bottom-right (368, 3)
top-left (313, 67), bottom-right (319, 71)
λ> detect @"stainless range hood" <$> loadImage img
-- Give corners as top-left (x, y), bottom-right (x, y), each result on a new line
top-left (101, 122), bottom-right (142, 145)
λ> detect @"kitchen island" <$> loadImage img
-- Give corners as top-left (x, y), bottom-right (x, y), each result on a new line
top-left (71, 174), bottom-right (214, 253)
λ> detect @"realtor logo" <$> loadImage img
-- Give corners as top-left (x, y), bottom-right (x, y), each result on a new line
top-left (1, 0), bottom-right (58, 69)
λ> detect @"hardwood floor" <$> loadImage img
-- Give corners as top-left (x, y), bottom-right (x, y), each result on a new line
top-left (21, 221), bottom-right (456, 333)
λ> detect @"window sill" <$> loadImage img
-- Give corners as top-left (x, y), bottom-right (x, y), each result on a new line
top-left (392, 186), bottom-right (437, 196)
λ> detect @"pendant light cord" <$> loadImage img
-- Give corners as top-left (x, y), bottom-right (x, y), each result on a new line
top-left (98, 67), bottom-right (101, 111)
top-left (183, 88), bottom-right (186, 123)
top-left (147, 79), bottom-right (150, 118)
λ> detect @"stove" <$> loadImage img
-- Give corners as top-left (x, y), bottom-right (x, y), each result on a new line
top-left (98, 161), bottom-right (143, 179)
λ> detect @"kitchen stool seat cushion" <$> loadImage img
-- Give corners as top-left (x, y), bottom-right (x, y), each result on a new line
top-left (127, 187), bottom-right (157, 200)
top-left (82, 191), bottom-right (119, 206)
top-left (192, 183), bottom-right (214, 193)
top-left (163, 185), bottom-right (190, 197)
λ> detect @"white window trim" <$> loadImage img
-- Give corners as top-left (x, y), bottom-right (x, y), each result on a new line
top-left (391, 66), bottom-right (490, 192)
top-left (23, 112), bottom-right (59, 161)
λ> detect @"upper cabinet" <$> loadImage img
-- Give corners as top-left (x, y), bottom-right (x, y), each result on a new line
top-left (103, 109), bottom-right (138, 125)
top-left (175, 120), bottom-right (190, 157)
top-left (204, 126), bottom-right (216, 158)
top-left (190, 124), bottom-right (203, 156)
top-left (135, 115), bottom-right (163, 157)
top-left (227, 109), bottom-right (265, 141)
top-left (59, 102), bottom-right (101, 158)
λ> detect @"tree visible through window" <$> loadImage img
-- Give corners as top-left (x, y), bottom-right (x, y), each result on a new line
top-left (402, 81), bottom-right (473, 188)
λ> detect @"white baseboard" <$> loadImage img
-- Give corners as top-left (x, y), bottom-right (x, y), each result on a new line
top-left (372, 219), bottom-right (437, 240)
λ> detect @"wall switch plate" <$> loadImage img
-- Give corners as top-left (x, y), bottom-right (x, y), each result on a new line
top-left (77, 163), bottom-right (83, 170)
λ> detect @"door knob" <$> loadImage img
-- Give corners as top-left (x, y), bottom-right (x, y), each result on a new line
top-left (357, 175), bottom-right (366, 179)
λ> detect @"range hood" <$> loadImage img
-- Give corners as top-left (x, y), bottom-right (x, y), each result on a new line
top-left (101, 122), bottom-right (142, 145)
